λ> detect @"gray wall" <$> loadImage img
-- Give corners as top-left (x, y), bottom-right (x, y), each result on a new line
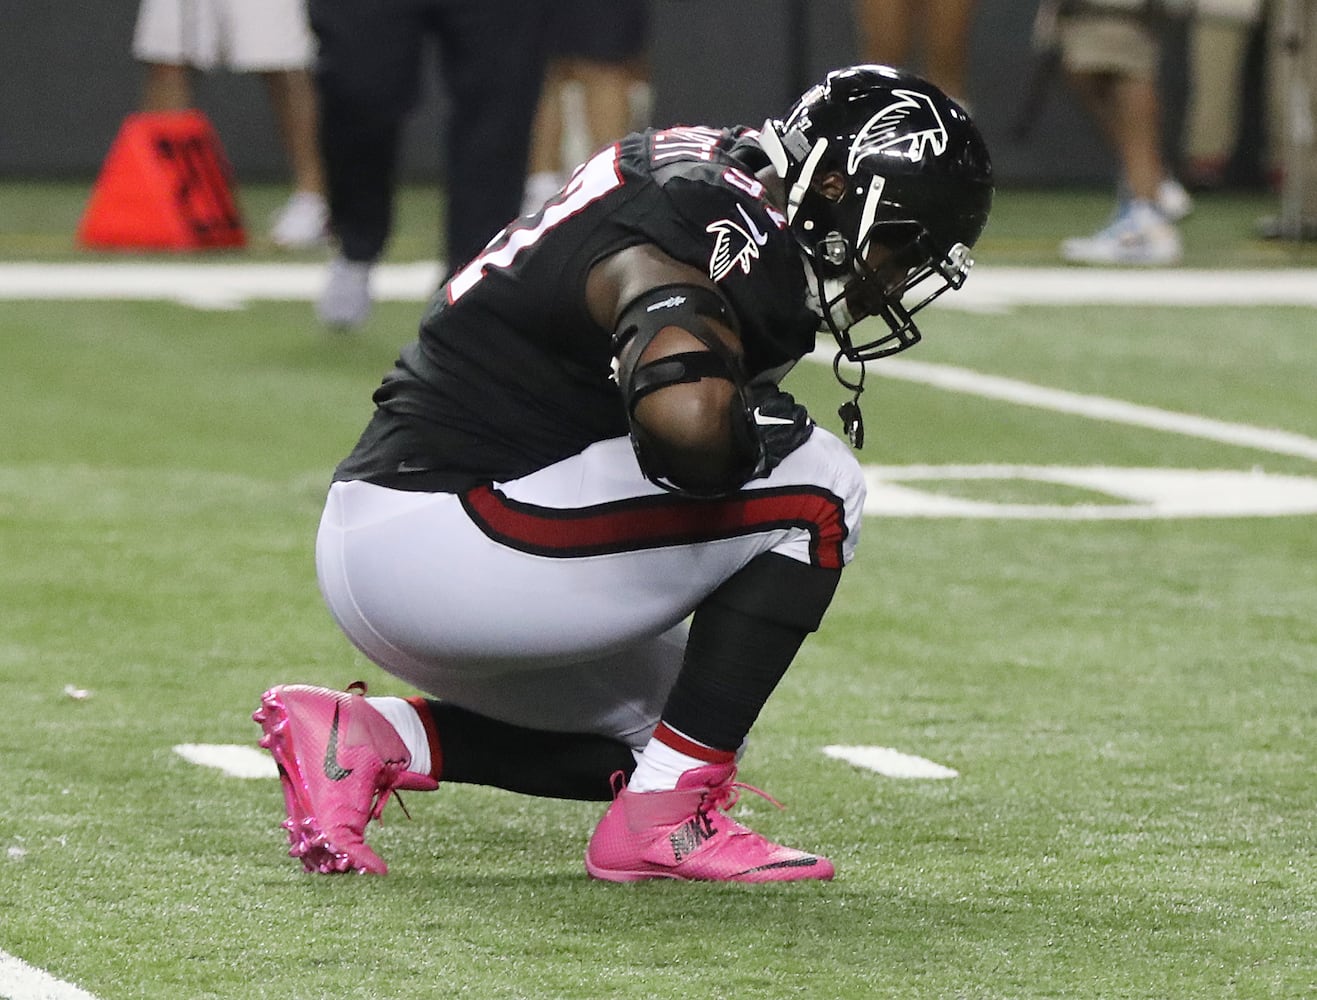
top-left (1, 0), bottom-right (1148, 187)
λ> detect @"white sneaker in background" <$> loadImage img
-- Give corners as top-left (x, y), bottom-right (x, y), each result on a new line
top-left (1116, 176), bottom-right (1193, 222)
top-left (270, 191), bottom-right (329, 249)
top-left (1060, 200), bottom-right (1183, 266)
top-left (316, 255), bottom-right (372, 329)
top-left (1156, 177), bottom-right (1193, 222)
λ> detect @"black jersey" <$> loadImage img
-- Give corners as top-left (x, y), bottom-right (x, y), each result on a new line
top-left (335, 126), bottom-right (819, 492)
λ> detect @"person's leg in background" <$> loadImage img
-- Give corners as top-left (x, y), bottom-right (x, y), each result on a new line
top-left (1304, 0), bottom-right (1317, 225)
top-left (308, 0), bottom-right (425, 327)
top-left (1058, 11), bottom-right (1185, 265)
top-left (133, 0), bottom-right (210, 109)
top-left (261, 66), bottom-right (328, 247)
top-left (922, 0), bottom-right (977, 105)
top-left (432, 0), bottom-right (552, 273)
top-left (219, 0), bottom-right (329, 248)
top-left (1262, 0), bottom-right (1317, 237)
top-left (573, 0), bottom-right (649, 149)
top-left (522, 0), bottom-right (649, 218)
top-left (140, 63), bottom-right (193, 109)
top-left (522, 57), bottom-right (572, 217)
top-left (855, 0), bottom-right (917, 69)
top-left (1183, 13), bottom-right (1251, 189)
top-left (1069, 68), bottom-right (1168, 210)
top-left (854, 0), bottom-right (977, 105)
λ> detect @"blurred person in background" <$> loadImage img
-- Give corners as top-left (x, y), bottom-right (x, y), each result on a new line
top-left (310, 0), bottom-right (551, 330)
top-left (854, 0), bottom-right (978, 107)
top-left (522, 0), bottom-right (651, 217)
top-left (1180, 0), bottom-right (1268, 191)
top-left (133, 0), bottom-right (329, 249)
top-left (1047, 0), bottom-right (1193, 266)
top-left (1258, 0), bottom-right (1317, 238)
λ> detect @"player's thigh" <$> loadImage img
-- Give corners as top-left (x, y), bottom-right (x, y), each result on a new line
top-left (317, 475), bottom-right (721, 667)
top-left (316, 432), bottom-right (864, 669)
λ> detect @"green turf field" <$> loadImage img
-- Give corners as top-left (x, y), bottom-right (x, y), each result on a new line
top-left (1, 183), bottom-right (1314, 998)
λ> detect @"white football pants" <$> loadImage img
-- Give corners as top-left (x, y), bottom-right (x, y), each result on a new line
top-left (316, 431), bottom-right (865, 747)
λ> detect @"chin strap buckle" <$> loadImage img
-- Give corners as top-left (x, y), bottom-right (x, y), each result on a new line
top-left (832, 352), bottom-right (866, 449)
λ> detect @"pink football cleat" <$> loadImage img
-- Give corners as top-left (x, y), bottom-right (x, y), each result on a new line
top-left (584, 763), bottom-right (834, 883)
top-left (253, 684), bottom-right (437, 874)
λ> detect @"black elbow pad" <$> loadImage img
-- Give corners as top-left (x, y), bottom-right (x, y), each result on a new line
top-left (613, 284), bottom-right (761, 496)
top-left (613, 284), bottom-right (742, 408)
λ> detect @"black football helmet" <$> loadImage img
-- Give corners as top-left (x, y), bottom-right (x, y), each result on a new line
top-left (759, 65), bottom-right (993, 365)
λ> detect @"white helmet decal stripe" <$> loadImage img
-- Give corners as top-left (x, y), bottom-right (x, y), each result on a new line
top-left (787, 137), bottom-right (829, 225)
top-left (856, 174), bottom-right (887, 255)
top-left (758, 119), bottom-right (791, 177)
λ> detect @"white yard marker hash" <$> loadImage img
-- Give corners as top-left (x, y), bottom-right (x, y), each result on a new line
top-left (823, 745), bottom-right (959, 779)
top-left (0, 949), bottom-right (103, 1000)
top-left (173, 743), bottom-right (278, 779)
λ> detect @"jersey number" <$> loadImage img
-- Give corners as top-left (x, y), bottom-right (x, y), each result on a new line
top-left (447, 145), bottom-right (626, 302)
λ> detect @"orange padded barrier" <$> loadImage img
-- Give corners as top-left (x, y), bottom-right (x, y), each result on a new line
top-left (77, 110), bottom-right (246, 250)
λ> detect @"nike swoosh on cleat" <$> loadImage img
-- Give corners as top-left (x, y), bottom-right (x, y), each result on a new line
top-left (323, 704), bottom-right (354, 781)
top-left (739, 857), bottom-right (823, 874)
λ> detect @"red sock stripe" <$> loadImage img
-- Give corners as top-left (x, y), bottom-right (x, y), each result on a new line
top-left (653, 722), bottom-right (737, 764)
top-left (461, 483), bottom-right (847, 570)
top-left (406, 697), bottom-right (444, 782)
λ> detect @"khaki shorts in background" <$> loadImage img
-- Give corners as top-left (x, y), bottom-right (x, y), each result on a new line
top-left (132, 0), bottom-right (314, 72)
top-left (1057, 12), bottom-right (1161, 78)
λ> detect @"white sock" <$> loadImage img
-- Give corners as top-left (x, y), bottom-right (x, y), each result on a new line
top-left (628, 725), bottom-right (734, 792)
top-left (366, 696), bottom-right (431, 776)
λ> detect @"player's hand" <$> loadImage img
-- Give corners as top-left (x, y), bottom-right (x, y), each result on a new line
top-left (748, 385), bottom-right (814, 478)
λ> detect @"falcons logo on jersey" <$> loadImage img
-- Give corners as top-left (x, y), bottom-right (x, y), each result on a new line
top-left (706, 204), bottom-right (769, 282)
top-left (847, 89), bottom-right (949, 170)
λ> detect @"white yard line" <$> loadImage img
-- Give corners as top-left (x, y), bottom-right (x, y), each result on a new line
top-left (860, 465), bottom-right (1317, 519)
top-left (947, 266), bottom-right (1317, 311)
top-left (0, 261), bottom-right (443, 307)
top-left (1, 262), bottom-right (1316, 308)
top-left (873, 358), bottom-right (1317, 462)
top-left (0, 950), bottom-right (102, 1000)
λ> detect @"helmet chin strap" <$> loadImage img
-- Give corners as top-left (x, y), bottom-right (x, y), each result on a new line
top-left (802, 255), bottom-right (867, 449)
top-left (833, 352), bottom-right (866, 449)
top-left (800, 255), bottom-right (854, 334)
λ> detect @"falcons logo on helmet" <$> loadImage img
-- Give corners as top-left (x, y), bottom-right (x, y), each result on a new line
top-left (847, 89), bottom-right (949, 170)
